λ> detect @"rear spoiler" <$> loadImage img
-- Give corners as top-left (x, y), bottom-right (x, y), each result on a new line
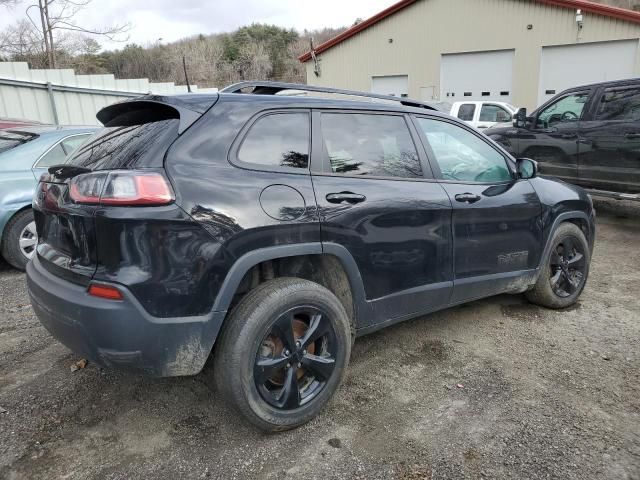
top-left (96, 94), bottom-right (219, 134)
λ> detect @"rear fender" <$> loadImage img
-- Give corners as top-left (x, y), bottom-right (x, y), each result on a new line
top-left (211, 242), bottom-right (367, 327)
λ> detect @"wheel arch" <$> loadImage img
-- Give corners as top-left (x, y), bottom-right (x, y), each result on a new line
top-left (0, 204), bottom-right (33, 249)
top-left (211, 243), bottom-right (367, 331)
top-left (538, 211), bottom-right (593, 271)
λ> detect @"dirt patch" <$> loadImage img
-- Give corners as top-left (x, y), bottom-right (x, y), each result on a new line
top-left (501, 302), bottom-right (543, 321)
top-left (1, 204), bottom-right (639, 479)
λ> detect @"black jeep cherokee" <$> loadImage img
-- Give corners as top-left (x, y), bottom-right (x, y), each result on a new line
top-left (27, 81), bottom-right (595, 432)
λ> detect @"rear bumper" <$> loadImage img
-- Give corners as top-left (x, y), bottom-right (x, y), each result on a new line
top-left (27, 255), bottom-right (225, 377)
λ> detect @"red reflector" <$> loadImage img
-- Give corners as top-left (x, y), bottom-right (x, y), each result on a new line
top-left (88, 283), bottom-right (123, 300)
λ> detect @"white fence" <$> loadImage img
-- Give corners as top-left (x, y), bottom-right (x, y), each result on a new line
top-left (0, 62), bottom-right (218, 126)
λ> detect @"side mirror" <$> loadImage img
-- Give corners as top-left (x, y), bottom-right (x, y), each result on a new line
top-left (513, 107), bottom-right (527, 128)
top-left (516, 158), bottom-right (538, 179)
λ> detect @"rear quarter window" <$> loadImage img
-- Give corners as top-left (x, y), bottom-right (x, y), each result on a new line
top-left (236, 112), bottom-right (310, 170)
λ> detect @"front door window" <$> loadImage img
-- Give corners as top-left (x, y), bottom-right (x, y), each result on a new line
top-left (536, 93), bottom-right (589, 128)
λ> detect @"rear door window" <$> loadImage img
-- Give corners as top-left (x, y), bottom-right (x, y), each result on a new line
top-left (596, 87), bottom-right (640, 121)
top-left (237, 112), bottom-right (310, 169)
top-left (319, 113), bottom-right (422, 179)
top-left (457, 104), bottom-right (476, 121)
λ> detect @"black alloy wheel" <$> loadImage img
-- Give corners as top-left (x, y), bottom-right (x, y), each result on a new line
top-left (549, 235), bottom-right (586, 298)
top-left (254, 306), bottom-right (337, 410)
top-left (212, 277), bottom-right (351, 431)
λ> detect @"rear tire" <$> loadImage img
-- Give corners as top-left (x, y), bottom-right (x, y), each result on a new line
top-left (526, 222), bottom-right (590, 309)
top-left (1, 209), bottom-right (36, 271)
top-left (213, 277), bottom-right (352, 432)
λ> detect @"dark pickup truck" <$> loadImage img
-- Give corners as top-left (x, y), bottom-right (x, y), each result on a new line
top-left (485, 78), bottom-right (640, 200)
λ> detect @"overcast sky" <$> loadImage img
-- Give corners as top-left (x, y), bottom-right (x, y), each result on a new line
top-left (0, 0), bottom-right (396, 49)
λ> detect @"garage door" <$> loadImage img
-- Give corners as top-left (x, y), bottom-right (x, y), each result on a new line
top-left (371, 75), bottom-right (408, 98)
top-left (538, 40), bottom-right (638, 104)
top-left (441, 50), bottom-right (514, 103)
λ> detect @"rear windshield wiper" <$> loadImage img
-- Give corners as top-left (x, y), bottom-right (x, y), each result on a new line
top-left (47, 164), bottom-right (92, 180)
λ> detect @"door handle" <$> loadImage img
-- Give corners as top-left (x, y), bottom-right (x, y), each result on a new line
top-left (326, 192), bottom-right (366, 204)
top-left (455, 193), bottom-right (481, 204)
top-left (560, 133), bottom-right (578, 139)
top-left (625, 133), bottom-right (640, 139)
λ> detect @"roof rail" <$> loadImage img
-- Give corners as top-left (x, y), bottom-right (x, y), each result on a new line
top-left (220, 81), bottom-right (438, 111)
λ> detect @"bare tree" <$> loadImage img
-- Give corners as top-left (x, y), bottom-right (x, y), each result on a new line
top-left (18, 0), bottom-right (130, 68)
top-left (0, 19), bottom-right (46, 64)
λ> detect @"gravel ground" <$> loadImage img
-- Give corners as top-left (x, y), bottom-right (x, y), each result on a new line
top-left (0, 199), bottom-right (638, 480)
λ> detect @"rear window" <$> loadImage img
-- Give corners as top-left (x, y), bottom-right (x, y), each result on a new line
top-left (66, 105), bottom-right (180, 170)
top-left (457, 104), bottom-right (476, 121)
top-left (0, 131), bottom-right (37, 154)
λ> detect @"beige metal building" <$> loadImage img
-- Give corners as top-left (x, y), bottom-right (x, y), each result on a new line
top-left (299, 0), bottom-right (640, 110)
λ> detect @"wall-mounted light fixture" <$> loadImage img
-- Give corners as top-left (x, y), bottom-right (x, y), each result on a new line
top-left (576, 9), bottom-right (584, 29)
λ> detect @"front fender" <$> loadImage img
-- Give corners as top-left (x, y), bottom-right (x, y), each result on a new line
top-left (529, 176), bottom-right (596, 269)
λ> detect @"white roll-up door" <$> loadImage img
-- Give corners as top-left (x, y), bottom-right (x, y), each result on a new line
top-left (538, 40), bottom-right (639, 104)
top-left (440, 50), bottom-right (514, 103)
top-left (371, 75), bottom-right (409, 98)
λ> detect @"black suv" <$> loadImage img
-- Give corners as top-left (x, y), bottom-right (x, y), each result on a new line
top-left (486, 78), bottom-right (640, 199)
top-left (26, 82), bottom-right (595, 432)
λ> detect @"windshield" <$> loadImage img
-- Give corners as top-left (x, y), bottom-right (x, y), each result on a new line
top-left (0, 131), bottom-right (37, 154)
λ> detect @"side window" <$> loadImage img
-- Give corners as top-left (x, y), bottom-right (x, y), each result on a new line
top-left (457, 104), bottom-right (476, 121)
top-left (320, 113), bottom-right (422, 179)
top-left (479, 104), bottom-right (512, 122)
top-left (35, 143), bottom-right (66, 168)
top-left (416, 118), bottom-right (512, 183)
top-left (61, 135), bottom-right (91, 155)
top-left (238, 113), bottom-right (309, 169)
top-left (596, 88), bottom-right (640, 121)
top-left (537, 92), bottom-right (589, 128)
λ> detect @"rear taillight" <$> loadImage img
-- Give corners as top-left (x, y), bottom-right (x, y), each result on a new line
top-left (69, 171), bottom-right (174, 206)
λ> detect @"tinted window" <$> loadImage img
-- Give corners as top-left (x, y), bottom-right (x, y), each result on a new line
top-left (537, 93), bottom-right (589, 128)
top-left (320, 113), bottom-right (422, 179)
top-left (238, 113), bottom-right (309, 169)
top-left (596, 88), bottom-right (640, 121)
top-left (35, 143), bottom-right (67, 168)
top-left (416, 118), bottom-right (511, 183)
top-left (457, 104), bottom-right (476, 121)
top-left (67, 106), bottom-right (180, 170)
top-left (479, 104), bottom-right (512, 122)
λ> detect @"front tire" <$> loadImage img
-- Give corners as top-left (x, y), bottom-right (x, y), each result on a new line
top-left (526, 222), bottom-right (590, 309)
top-left (213, 278), bottom-right (352, 432)
top-left (1, 209), bottom-right (37, 271)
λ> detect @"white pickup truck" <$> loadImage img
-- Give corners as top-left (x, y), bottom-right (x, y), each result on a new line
top-left (450, 101), bottom-right (518, 130)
